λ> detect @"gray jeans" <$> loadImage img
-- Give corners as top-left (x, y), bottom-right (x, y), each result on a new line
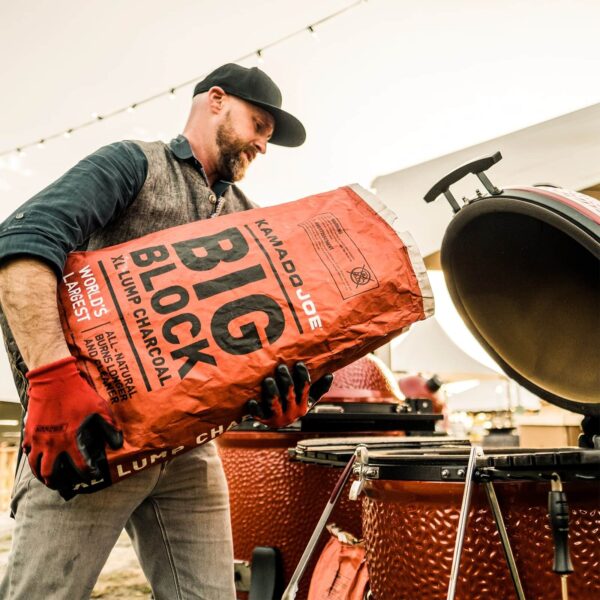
top-left (0, 442), bottom-right (236, 600)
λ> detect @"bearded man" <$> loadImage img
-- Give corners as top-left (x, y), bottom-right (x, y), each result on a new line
top-left (0, 63), bottom-right (331, 600)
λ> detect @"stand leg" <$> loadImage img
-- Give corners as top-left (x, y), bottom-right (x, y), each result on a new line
top-left (446, 445), bottom-right (481, 600)
top-left (281, 449), bottom-right (359, 600)
top-left (483, 481), bottom-right (526, 600)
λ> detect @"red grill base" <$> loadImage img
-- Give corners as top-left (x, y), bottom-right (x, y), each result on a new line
top-left (362, 480), bottom-right (600, 600)
top-left (219, 432), bottom-right (372, 600)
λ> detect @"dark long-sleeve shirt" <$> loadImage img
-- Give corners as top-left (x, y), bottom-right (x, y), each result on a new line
top-left (0, 136), bottom-right (236, 277)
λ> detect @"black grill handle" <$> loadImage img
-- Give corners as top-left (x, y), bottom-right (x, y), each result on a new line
top-left (548, 479), bottom-right (574, 576)
top-left (424, 151), bottom-right (503, 212)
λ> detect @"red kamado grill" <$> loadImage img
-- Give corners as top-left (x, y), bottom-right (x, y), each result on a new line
top-left (299, 153), bottom-right (598, 600)
top-left (227, 152), bottom-right (599, 600)
top-left (217, 353), bottom-right (444, 600)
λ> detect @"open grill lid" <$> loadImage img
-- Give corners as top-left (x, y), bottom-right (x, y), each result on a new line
top-left (425, 152), bottom-right (600, 418)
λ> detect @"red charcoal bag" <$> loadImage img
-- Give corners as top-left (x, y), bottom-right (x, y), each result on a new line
top-left (58, 184), bottom-right (433, 492)
top-left (308, 530), bottom-right (369, 600)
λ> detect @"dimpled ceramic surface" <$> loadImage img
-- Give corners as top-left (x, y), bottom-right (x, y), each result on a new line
top-left (218, 432), bottom-right (365, 600)
top-left (322, 353), bottom-right (403, 402)
top-left (362, 480), bottom-right (599, 600)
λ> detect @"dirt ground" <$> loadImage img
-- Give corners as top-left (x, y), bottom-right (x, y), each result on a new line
top-left (0, 513), bottom-right (152, 599)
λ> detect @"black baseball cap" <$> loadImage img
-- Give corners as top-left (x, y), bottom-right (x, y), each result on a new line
top-left (193, 63), bottom-right (306, 147)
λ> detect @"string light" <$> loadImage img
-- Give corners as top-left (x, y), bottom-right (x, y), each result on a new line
top-left (0, 0), bottom-right (367, 158)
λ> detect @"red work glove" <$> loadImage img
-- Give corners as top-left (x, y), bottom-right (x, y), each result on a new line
top-left (23, 356), bottom-right (123, 490)
top-left (246, 362), bottom-right (334, 428)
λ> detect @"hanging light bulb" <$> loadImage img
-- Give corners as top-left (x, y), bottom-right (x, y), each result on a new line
top-left (127, 103), bottom-right (137, 113)
top-left (308, 25), bottom-right (318, 40)
top-left (37, 140), bottom-right (45, 149)
top-left (16, 148), bottom-right (26, 158)
top-left (256, 50), bottom-right (264, 65)
top-left (169, 88), bottom-right (177, 100)
top-left (63, 129), bottom-right (73, 139)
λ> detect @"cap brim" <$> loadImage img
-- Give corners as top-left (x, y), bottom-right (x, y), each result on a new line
top-left (236, 95), bottom-right (306, 147)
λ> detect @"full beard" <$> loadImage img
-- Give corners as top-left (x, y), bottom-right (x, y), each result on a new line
top-left (215, 117), bottom-right (255, 182)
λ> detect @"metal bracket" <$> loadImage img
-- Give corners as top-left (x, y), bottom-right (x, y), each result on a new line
top-left (312, 404), bottom-right (345, 414)
top-left (234, 560), bottom-right (251, 593)
top-left (579, 415), bottom-right (600, 449)
top-left (440, 466), bottom-right (468, 481)
top-left (349, 446), bottom-right (379, 500)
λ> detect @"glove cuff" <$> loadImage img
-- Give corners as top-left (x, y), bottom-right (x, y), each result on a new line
top-left (26, 356), bottom-right (78, 380)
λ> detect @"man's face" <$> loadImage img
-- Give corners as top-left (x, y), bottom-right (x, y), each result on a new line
top-left (215, 99), bottom-right (275, 182)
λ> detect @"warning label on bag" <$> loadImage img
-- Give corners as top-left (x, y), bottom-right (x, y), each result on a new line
top-left (299, 213), bottom-right (379, 299)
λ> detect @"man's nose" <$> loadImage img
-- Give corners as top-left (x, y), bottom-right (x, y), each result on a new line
top-left (253, 138), bottom-right (267, 155)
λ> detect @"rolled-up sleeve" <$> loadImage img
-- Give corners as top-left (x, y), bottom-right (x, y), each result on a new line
top-left (0, 140), bottom-right (148, 277)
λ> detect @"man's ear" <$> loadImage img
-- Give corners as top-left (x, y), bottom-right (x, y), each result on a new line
top-left (207, 86), bottom-right (226, 114)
